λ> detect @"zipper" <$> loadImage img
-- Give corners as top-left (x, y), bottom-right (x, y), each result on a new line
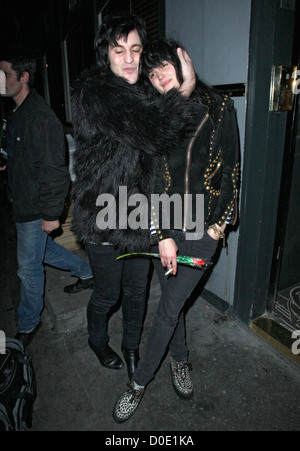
top-left (183, 113), bottom-right (209, 232)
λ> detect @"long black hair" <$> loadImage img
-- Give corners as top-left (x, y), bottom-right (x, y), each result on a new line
top-left (95, 13), bottom-right (147, 70)
top-left (141, 38), bottom-right (217, 120)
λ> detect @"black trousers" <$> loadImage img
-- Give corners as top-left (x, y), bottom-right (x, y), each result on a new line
top-left (134, 232), bottom-right (219, 386)
top-left (85, 243), bottom-right (150, 350)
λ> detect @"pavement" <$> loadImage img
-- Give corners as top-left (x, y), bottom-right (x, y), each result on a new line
top-left (1, 197), bottom-right (300, 433)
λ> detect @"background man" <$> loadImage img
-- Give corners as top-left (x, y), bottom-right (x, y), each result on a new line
top-left (0, 50), bottom-right (93, 346)
top-left (70, 13), bottom-right (196, 378)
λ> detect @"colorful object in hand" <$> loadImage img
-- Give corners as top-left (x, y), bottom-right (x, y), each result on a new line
top-left (116, 253), bottom-right (210, 269)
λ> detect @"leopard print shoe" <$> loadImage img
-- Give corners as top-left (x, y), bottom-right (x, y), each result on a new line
top-left (113, 382), bottom-right (145, 423)
top-left (170, 357), bottom-right (194, 400)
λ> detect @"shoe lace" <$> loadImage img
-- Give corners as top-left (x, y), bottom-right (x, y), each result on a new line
top-left (175, 361), bottom-right (193, 378)
top-left (126, 384), bottom-right (144, 403)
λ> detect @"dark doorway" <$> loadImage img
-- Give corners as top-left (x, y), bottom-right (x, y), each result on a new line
top-left (268, 4), bottom-right (300, 332)
top-left (270, 86), bottom-right (300, 331)
top-left (233, 0), bottom-right (297, 324)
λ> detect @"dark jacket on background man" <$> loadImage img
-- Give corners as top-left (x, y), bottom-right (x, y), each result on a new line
top-left (8, 88), bottom-right (70, 223)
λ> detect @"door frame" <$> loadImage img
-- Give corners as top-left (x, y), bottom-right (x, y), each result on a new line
top-left (268, 10), bottom-right (300, 311)
top-left (233, 0), bottom-right (297, 324)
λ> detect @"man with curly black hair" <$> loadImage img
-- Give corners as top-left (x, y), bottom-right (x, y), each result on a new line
top-left (71, 14), bottom-right (196, 379)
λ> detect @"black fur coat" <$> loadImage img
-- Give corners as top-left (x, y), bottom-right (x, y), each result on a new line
top-left (71, 68), bottom-right (197, 252)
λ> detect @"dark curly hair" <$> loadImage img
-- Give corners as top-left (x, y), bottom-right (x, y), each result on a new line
top-left (141, 38), bottom-right (217, 120)
top-left (94, 13), bottom-right (147, 70)
top-left (0, 48), bottom-right (37, 86)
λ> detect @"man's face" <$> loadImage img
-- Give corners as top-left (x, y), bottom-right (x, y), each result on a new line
top-left (108, 29), bottom-right (143, 84)
top-left (0, 61), bottom-right (23, 98)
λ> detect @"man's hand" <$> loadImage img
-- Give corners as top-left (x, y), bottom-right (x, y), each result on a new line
top-left (158, 238), bottom-right (178, 275)
top-left (0, 166), bottom-right (6, 171)
top-left (177, 47), bottom-right (196, 98)
top-left (41, 219), bottom-right (60, 233)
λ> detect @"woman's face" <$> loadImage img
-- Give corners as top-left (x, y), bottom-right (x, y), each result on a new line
top-left (149, 61), bottom-right (181, 94)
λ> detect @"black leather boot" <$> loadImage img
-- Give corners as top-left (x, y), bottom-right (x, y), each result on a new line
top-left (121, 346), bottom-right (140, 380)
top-left (88, 339), bottom-right (124, 370)
top-left (15, 322), bottom-right (42, 348)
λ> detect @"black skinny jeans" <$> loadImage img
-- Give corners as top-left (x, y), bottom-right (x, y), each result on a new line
top-left (85, 243), bottom-right (150, 350)
top-left (134, 232), bottom-right (219, 387)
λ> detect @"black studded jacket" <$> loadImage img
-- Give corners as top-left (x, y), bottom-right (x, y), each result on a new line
top-left (152, 91), bottom-right (240, 241)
